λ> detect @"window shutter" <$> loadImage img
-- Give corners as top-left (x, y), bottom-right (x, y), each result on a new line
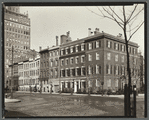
top-left (110, 42), bottom-right (112, 48)
top-left (68, 48), bottom-right (70, 54)
top-left (94, 65), bottom-right (96, 74)
top-left (114, 43), bottom-right (116, 49)
top-left (95, 42), bottom-right (96, 48)
top-left (118, 44), bottom-right (119, 50)
top-left (99, 66), bottom-right (101, 74)
top-left (111, 65), bottom-right (112, 74)
top-left (106, 65), bottom-right (108, 74)
top-left (107, 41), bottom-right (108, 47)
top-left (79, 45), bottom-right (81, 51)
top-left (118, 66), bottom-right (119, 75)
top-left (99, 41), bottom-right (101, 47)
top-left (92, 42), bottom-right (93, 49)
top-left (73, 47), bottom-right (75, 53)
top-left (79, 68), bottom-right (81, 75)
top-left (84, 44), bottom-right (85, 50)
top-left (87, 43), bottom-right (89, 50)
top-left (114, 65), bottom-right (116, 75)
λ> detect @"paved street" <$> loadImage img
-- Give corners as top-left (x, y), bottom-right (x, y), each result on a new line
top-left (4, 92), bottom-right (144, 118)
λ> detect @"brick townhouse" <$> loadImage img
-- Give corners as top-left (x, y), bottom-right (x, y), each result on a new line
top-left (39, 36), bottom-right (60, 93)
top-left (59, 28), bottom-right (141, 93)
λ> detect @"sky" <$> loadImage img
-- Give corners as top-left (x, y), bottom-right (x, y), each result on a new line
top-left (20, 5), bottom-right (144, 56)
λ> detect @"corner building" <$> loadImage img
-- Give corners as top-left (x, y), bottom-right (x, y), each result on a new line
top-left (59, 29), bottom-right (141, 93)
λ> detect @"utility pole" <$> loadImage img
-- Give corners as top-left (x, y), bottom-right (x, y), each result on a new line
top-left (11, 46), bottom-right (13, 99)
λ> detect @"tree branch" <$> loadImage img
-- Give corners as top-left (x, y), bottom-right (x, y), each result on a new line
top-left (126, 4), bottom-right (138, 23)
top-left (109, 6), bottom-right (124, 23)
top-left (128, 21), bottom-right (144, 41)
top-left (102, 7), bottom-right (124, 29)
top-left (127, 7), bottom-right (144, 23)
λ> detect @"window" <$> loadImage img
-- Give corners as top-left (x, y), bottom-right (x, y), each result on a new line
top-left (96, 79), bottom-right (100, 87)
top-left (76, 45), bottom-right (78, 52)
top-left (53, 51), bottom-right (55, 56)
top-left (96, 53), bottom-right (100, 60)
top-left (88, 66), bottom-right (91, 75)
top-left (88, 54), bottom-right (92, 61)
top-left (81, 44), bottom-right (84, 51)
top-left (89, 43), bottom-right (92, 50)
top-left (107, 79), bottom-right (111, 87)
top-left (107, 53), bottom-right (111, 60)
top-left (65, 48), bottom-right (68, 54)
top-left (81, 55), bottom-right (85, 63)
top-left (106, 65), bottom-right (112, 74)
top-left (56, 50), bottom-right (59, 55)
top-left (70, 57), bottom-right (73, 64)
top-left (51, 60), bottom-right (53, 67)
top-left (107, 41), bottom-right (112, 48)
top-left (61, 59), bottom-right (64, 66)
top-left (96, 65), bottom-right (99, 74)
top-left (115, 65), bottom-right (119, 75)
top-left (121, 45), bottom-right (125, 52)
top-left (75, 56), bottom-right (79, 64)
top-left (114, 43), bottom-right (119, 50)
top-left (55, 60), bottom-right (58, 66)
top-left (61, 50), bottom-right (63, 55)
top-left (121, 55), bottom-right (124, 62)
top-left (81, 66), bottom-right (85, 76)
top-left (96, 41), bottom-right (99, 48)
top-left (66, 59), bottom-right (69, 65)
top-left (134, 58), bottom-right (137, 64)
top-left (121, 66), bottom-right (125, 75)
top-left (115, 79), bottom-right (118, 88)
top-left (71, 46), bottom-right (73, 53)
top-left (115, 54), bottom-right (118, 62)
top-left (129, 47), bottom-right (131, 53)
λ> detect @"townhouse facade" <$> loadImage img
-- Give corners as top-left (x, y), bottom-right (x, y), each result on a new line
top-left (18, 55), bottom-right (40, 91)
top-left (39, 36), bottom-right (60, 93)
top-left (59, 28), bottom-right (141, 93)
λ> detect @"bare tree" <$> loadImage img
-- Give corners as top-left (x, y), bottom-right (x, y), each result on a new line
top-left (86, 4), bottom-right (144, 116)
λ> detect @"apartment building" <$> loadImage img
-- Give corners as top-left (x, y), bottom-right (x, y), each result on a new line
top-left (4, 6), bottom-right (31, 88)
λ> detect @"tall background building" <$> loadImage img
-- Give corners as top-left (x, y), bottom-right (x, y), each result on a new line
top-left (4, 6), bottom-right (31, 89)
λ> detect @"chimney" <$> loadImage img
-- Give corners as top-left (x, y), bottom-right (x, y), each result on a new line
top-left (117, 33), bottom-right (122, 38)
top-left (67, 31), bottom-right (70, 37)
top-left (88, 28), bottom-right (92, 36)
top-left (56, 36), bottom-right (58, 46)
top-left (39, 46), bottom-right (42, 51)
top-left (94, 28), bottom-right (100, 35)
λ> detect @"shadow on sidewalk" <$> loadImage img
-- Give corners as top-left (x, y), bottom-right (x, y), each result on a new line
top-left (4, 110), bottom-right (31, 118)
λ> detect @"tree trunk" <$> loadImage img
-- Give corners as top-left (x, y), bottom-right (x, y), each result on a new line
top-left (124, 24), bottom-right (132, 117)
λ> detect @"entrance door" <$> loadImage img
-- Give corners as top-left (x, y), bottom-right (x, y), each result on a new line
top-left (54, 85), bottom-right (59, 93)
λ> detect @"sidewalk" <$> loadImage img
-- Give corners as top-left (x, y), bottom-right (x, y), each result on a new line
top-left (5, 98), bottom-right (21, 103)
top-left (15, 91), bottom-right (124, 97)
top-left (15, 91), bottom-right (144, 99)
